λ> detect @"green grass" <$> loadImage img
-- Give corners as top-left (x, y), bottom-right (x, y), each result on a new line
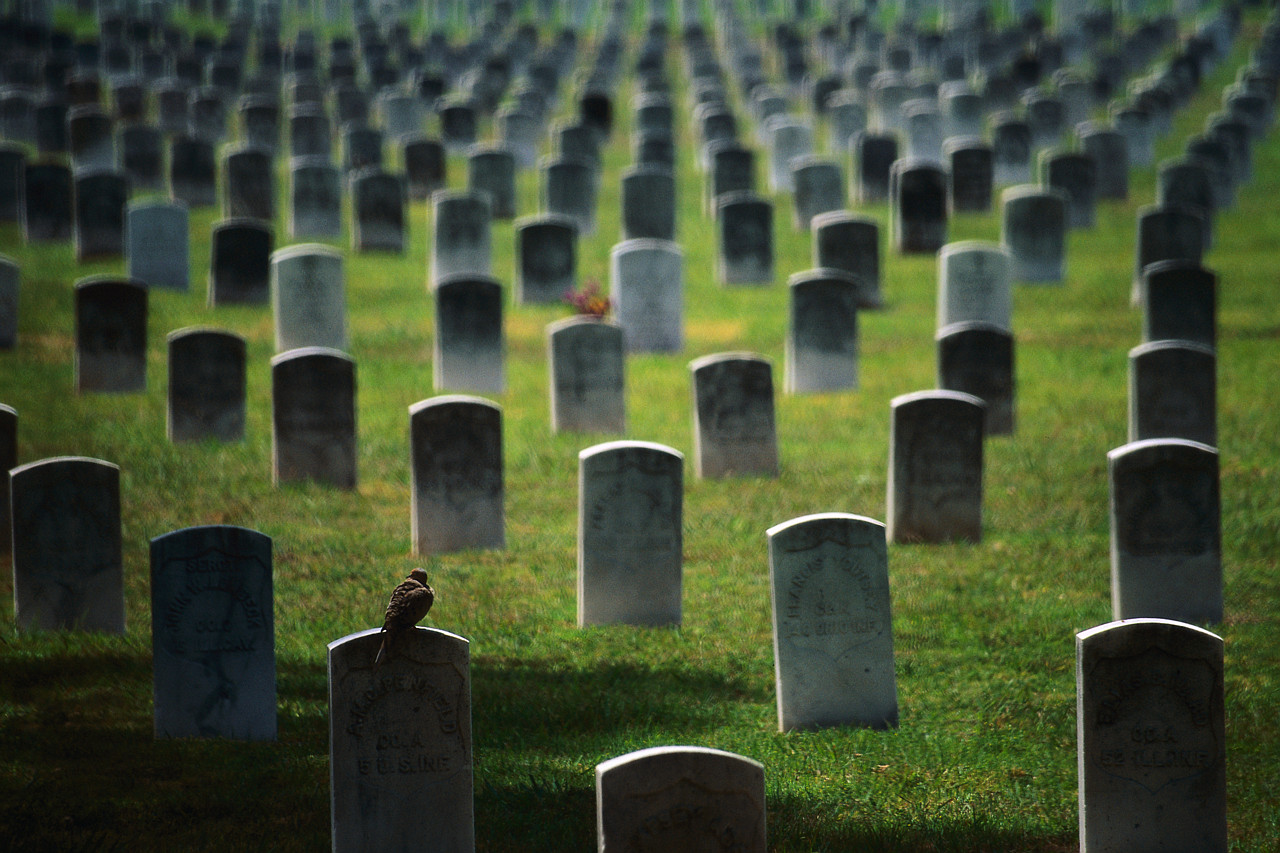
top-left (1, 8), bottom-right (1279, 852)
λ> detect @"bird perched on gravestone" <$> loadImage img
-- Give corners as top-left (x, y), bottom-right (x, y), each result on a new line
top-left (373, 568), bottom-right (435, 669)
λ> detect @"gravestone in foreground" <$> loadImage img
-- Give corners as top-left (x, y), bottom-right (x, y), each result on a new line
top-left (887, 390), bottom-right (985, 543)
top-left (547, 316), bottom-right (626, 434)
top-left (271, 347), bottom-right (357, 490)
top-left (768, 513), bottom-right (898, 731)
top-left (1109, 438), bottom-right (1221, 624)
top-left (151, 525), bottom-right (275, 740)
top-left (167, 327), bottom-right (247, 443)
top-left (1076, 618), bottom-right (1226, 853)
top-left (329, 627), bottom-right (473, 853)
top-left (409, 396), bottom-right (504, 555)
top-left (690, 353), bottom-right (779, 479)
top-left (11, 456), bottom-right (124, 633)
top-left (578, 440), bottom-right (683, 627)
top-left (596, 746), bottom-right (766, 853)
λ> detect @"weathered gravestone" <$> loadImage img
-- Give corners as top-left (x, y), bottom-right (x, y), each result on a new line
top-left (351, 169), bottom-right (405, 253)
top-left (434, 274), bottom-right (504, 394)
top-left (151, 525), bottom-right (275, 740)
top-left (223, 146), bottom-right (275, 222)
top-left (73, 169), bottom-right (129, 261)
top-left (466, 145), bottom-right (516, 220)
top-left (0, 255), bottom-right (18, 349)
top-left (379, 92), bottom-right (425, 142)
top-left (289, 106), bottom-right (331, 159)
top-left (271, 244), bottom-right (346, 352)
top-left (271, 347), bottom-right (357, 490)
top-left (991, 115), bottom-right (1033, 185)
top-left (705, 142), bottom-right (755, 214)
top-left (1133, 205), bottom-right (1205, 304)
top-left (75, 277), bottom-right (147, 394)
top-left (891, 159), bottom-right (948, 254)
top-left (438, 99), bottom-right (479, 153)
top-left (611, 238), bottom-right (683, 352)
top-left (690, 353), bottom-right (778, 479)
top-left (1140, 260), bottom-right (1216, 348)
top-left (596, 746), bottom-right (766, 853)
top-left (289, 157), bottom-right (342, 239)
top-left (853, 131), bottom-right (898, 202)
top-left (408, 395), bottom-right (504, 555)
top-left (118, 123), bottom-right (163, 190)
top-left (167, 327), bottom-right (247, 443)
top-left (811, 212), bottom-right (881, 308)
top-left (239, 96), bottom-right (280, 153)
top-left (11, 456), bottom-right (124, 633)
top-left (329, 626), bottom-right (474, 853)
top-left (430, 190), bottom-right (491, 288)
top-left (403, 136), bottom-right (446, 201)
top-left (1077, 122), bottom-right (1129, 200)
top-left (578, 440), bottom-right (683, 627)
top-left (169, 135), bottom-right (217, 208)
top-left (937, 241), bottom-right (1012, 330)
top-left (0, 144), bottom-right (24, 224)
top-left (515, 215), bottom-right (576, 305)
top-left (342, 125), bottom-right (383, 175)
top-left (67, 105), bottom-right (115, 171)
top-left (1156, 158), bottom-right (1214, 248)
top-left (1109, 438), bottom-right (1221, 624)
top-left (1076, 618), bottom-right (1226, 853)
top-left (786, 270), bottom-right (859, 393)
top-left (1128, 340), bottom-right (1216, 447)
top-left (790, 156), bottom-right (845, 231)
top-left (34, 97), bottom-right (69, 155)
top-left (887, 390), bottom-right (985, 543)
top-left (767, 512), bottom-right (898, 731)
top-left (126, 200), bottom-right (189, 291)
top-left (716, 191), bottom-right (773, 287)
top-left (21, 162), bottom-right (72, 242)
top-left (944, 137), bottom-right (994, 213)
top-left (1040, 149), bottom-right (1097, 229)
top-left (547, 317), bottom-right (626, 434)
top-left (1113, 104), bottom-right (1155, 168)
top-left (937, 321), bottom-right (1016, 436)
top-left (621, 165), bottom-right (675, 241)
top-left (210, 219), bottom-right (273, 306)
top-left (1001, 186), bottom-right (1067, 284)
top-left (542, 157), bottom-right (597, 237)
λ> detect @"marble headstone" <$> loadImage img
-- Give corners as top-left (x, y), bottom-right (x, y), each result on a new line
top-left (126, 200), bottom-right (189, 291)
top-left (270, 347), bottom-right (358, 490)
top-left (74, 277), bottom-right (148, 394)
top-left (786, 270), bottom-right (859, 393)
top-left (887, 390), bottom-right (985, 543)
top-left (611, 238), bottom-right (683, 352)
top-left (167, 327), bottom-right (247, 443)
top-left (690, 353), bottom-right (778, 479)
top-left (1128, 340), bottom-right (1216, 447)
top-left (547, 317), bottom-right (626, 435)
top-left (271, 244), bottom-right (346, 352)
top-left (433, 275), bottom-right (504, 394)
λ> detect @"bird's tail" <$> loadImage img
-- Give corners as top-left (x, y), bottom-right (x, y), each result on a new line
top-left (373, 629), bottom-right (390, 670)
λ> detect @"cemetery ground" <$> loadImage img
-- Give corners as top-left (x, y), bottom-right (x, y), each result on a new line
top-left (2, 9), bottom-right (1280, 852)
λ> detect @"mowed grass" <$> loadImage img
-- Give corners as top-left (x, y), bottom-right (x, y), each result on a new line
top-left (1, 8), bottom-right (1279, 852)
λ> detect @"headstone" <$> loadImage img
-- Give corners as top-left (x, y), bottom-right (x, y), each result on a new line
top-left (126, 200), bottom-right (189, 291)
top-left (1156, 159), bottom-right (1215, 248)
top-left (690, 353), bottom-right (778, 479)
top-left (547, 317), bottom-right (626, 434)
top-left (1076, 618), bottom-right (1226, 853)
top-left (289, 157), bottom-right (342, 239)
top-left (239, 96), bottom-right (280, 152)
top-left (328, 626), bottom-right (474, 852)
top-left (0, 404), bottom-right (13, 553)
top-left (0, 256), bottom-right (16, 349)
top-left (11, 457), bottom-right (124, 633)
top-left (826, 91), bottom-right (867, 154)
top-left (67, 105), bottom-right (115, 170)
top-left (811, 212), bottom-right (881, 308)
top-left (0, 144), bottom-right (24, 224)
top-left (189, 88), bottom-right (228, 144)
top-left (1113, 105), bottom-right (1155, 168)
top-left (351, 169), bottom-right (405, 253)
top-left (74, 277), bottom-right (147, 394)
top-left (853, 131), bottom-right (898, 202)
top-left (620, 166), bottom-right (675, 241)
top-left (937, 321), bottom-right (1016, 436)
top-left (790, 157), bottom-right (845, 231)
top-left (434, 274), bottom-right (504, 394)
top-left (786, 270), bottom-right (859, 393)
top-left (944, 137), bottom-right (993, 213)
top-left (1001, 186), bottom-right (1067, 284)
top-left (223, 146), bottom-right (275, 222)
top-left (904, 100), bottom-right (943, 160)
top-left (210, 219), bottom-right (273, 306)
top-left (34, 97), bottom-right (69, 154)
top-left (150, 525), bottom-right (275, 740)
top-left (342, 124), bottom-right (383, 175)
top-left (595, 746), bottom-right (766, 853)
top-left (1041, 149), bottom-right (1097, 229)
top-left (991, 115), bottom-right (1032, 184)
top-left (271, 243), bottom-right (346, 352)
top-left (543, 157), bottom-right (597, 237)
top-left (466, 145), bottom-right (516, 220)
top-left (936, 241), bottom-right (1012, 330)
top-left (1078, 122), bottom-right (1129, 200)
top-left (167, 327), bottom-right (247, 443)
top-left (767, 512), bottom-right (897, 730)
top-left (73, 169), bottom-right (129, 261)
top-left (270, 346), bottom-right (357, 489)
top-left (611, 238), bottom-right (683, 352)
top-left (378, 92), bottom-right (424, 141)
top-left (22, 162), bottom-right (73, 242)
top-left (577, 440), bottom-right (683, 626)
top-left (118, 123), bottom-right (163, 190)
top-left (767, 118), bottom-right (813, 192)
top-left (515, 215), bottom-right (576, 305)
top-left (438, 99), bottom-right (478, 152)
top-left (1109, 439), bottom-right (1221, 624)
top-left (408, 395), bottom-right (504, 554)
top-left (1140, 260), bottom-right (1216, 348)
top-left (891, 159), bottom-right (948, 254)
top-left (1129, 340), bottom-right (1216, 447)
top-left (430, 191), bottom-right (491, 288)
top-left (716, 191), bottom-right (773, 287)
top-left (1024, 93), bottom-right (1066, 149)
top-left (705, 143), bottom-right (755, 213)
top-left (403, 136), bottom-right (446, 201)
top-left (169, 135), bottom-right (217, 207)
top-left (289, 106), bottom-right (331, 159)
top-left (887, 390), bottom-right (985, 543)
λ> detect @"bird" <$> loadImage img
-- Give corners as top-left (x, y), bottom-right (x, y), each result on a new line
top-left (373, 568), bottom-right (435, 669)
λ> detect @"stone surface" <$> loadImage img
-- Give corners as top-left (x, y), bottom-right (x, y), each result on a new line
top-left (786, 270), bottom-right (859, 394)
top-left (289, 158), bottom-right (342, 239)
top-left (596, 746), bottom-right (766, 853)
top-left (11, 456), bottom-right (124, 633)
top-left (621, 165), bottom-right (675, 241)
top-left (716, 192), bottom-right (773, 286)
top-left (690, 353), bottom-right (778, 479)
top-left (811, 212), bottom-right (881, 308)
top-left (408, 395), bottom-right (504, 555)
top-left (223, 147), bottom-right (275, 222)
top-left (937, 321), bottom-right (1016, 436)
top-left (210, 219), bottom-right (273, 306)
top-left (1129, 340), bottom-right (1216, 447)
top-left (0, 254), bottom-right (17, 349)
top-left (891, 159), bottom-right (947, 254)
top-left (767, 513), bottom-right (898, 731)
top-left (887, 390), bottom-right (985, 543)
top-left (1076, 618), bottom-right (1226, 853)
top-left (1133, 205), bottom-right (1205, 302)
top-left (126, 200), bottom-right (189, 291)
top-left (0, 403), bottom-right (13, 554)
top-left (547, 317), bottom-right (625, 434)
top-left (515, 215), bottom-right (577, 305)
top-left (271, 244), bottom-right (346, 352)
top-left (271, 347), bottom-right (357, 490)
top-left (73, 169), bottom-right (129, 261)
top-left (151, 525), bottom-right (275, 740)
top-left (578, 440), bottom-right (683, 627)
top-left (1001, 186), bottom-right (1067, 284)
top-left (611, 238), bottom-right (683, 352)
top-left (937, 241), bottom-right (1012, 330)
top-left (74, 277), bottom-right (148, 394)
top-left (167, 327), bottom-right (247, 443)
top-left (433, 274), bottom-right (504, 394)
top-left (430, 191), bottom-right (491, 288)
top-left (1109, 438), bottom-right (1221, 624)
top-left (351, 169), bottom-right (406, 253)
top-left (1140, 260), bottom-right (1216, 348)
top-left (329, 626), bottom-right (473, 853)
top-left (21, 162), bottom-right (72, 242)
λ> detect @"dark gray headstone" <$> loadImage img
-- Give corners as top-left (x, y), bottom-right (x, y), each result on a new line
top-left (620, 165), bottom-right (675, 241)
top-left (67, 104), bottom-right (115, 170)
top-left (991, 115), bottom-right (1032, 184)
top-left (790, 156), bottom-right (845, 231)
top-left (811, 211), bottom-right (881, 308)
top-left (126, 200), bottom-right (189, 291)
top-left (887, 390), bottom-right (985, 543)
top-left (169, 135), bottom-right (217, 207)
top-left (210, 218), bottom-right (273, 306)
top-left (22, 162), bottom-right (73, 242)
top-left (1141, 260), bottom-right (1216, 348)
top-left (0, 256), bottom-right (16, 349)
top-left (151, 525), bottom-right (275, 740)
top-left (0, 143), bottom-right (24, 224)
top-left (542, 157), bottom-right (596, 236)
top-left (690, 352), bottom-right (778, 479)
top-left (944, 137), bottom-right (993, 213)
top-left (1040, 149), bottom-right (1097, 229)
top-left (547, 317), bottom-right (626, 435)
top-left (515, 215), bottom-right (576, 305)
top-left (289, 157), bottom-right (342, 239)
top-left (466, 145), bottom-right (516, 220)
top-left (1001, 186), bottom-right (1066, 284)
top-left (786, 270), bottom-right (859, 393)
top-left (270, 346), bottom-right (357, 490)
top-left (716, 191), bottom-right (773, 287)
top-left (351, 169), bottom-right (406, 253)
top-left (0, 404), bottom-right (14, 553)
top-left (1129, 340), bottom-right (1216, 447)
top-left (74, 277), bottom-right (147, 394)
top-left (288, 106), bottom-right (331, 159)
top-left (434, 274), bottom-right (504, 394)
top-left (891, 158), bottom-right (947, 254)
top-left (1077, 122), bottom-right (1129, 200)
top-left (223, 146), bottom-right (275, 222)
top-left (342, 124), bottom-right (384, 175)
top-left (853, 131), bottom-right (897, 202)
top-left (937, 321), bottom-right (1016, 436)
top-left (118, 123), bottom-right (163, 190)
top-left (167, 328), bottom-right (247, 443)
top-left (430, 190), bottom-right (491, 287)
top-left (403, 136), bottom-right (446, 201)
top-left (73, 169), bottom-right (129, 261)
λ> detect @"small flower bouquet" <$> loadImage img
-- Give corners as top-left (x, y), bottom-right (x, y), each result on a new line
top-left (563, 279), bottom-right (612, 318)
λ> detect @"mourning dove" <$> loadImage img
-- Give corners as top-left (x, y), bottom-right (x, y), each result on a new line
top-left (373, 568), bottom-right (435, 668)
